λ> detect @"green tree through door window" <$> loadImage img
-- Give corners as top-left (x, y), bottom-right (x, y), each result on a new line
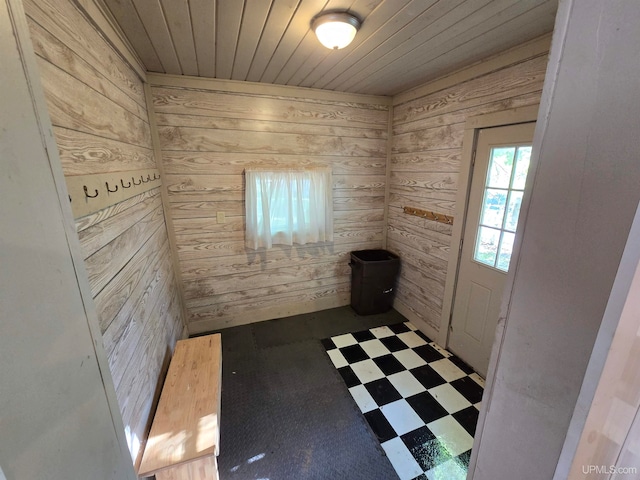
top-left (473, 145), bottom-right (532, 272)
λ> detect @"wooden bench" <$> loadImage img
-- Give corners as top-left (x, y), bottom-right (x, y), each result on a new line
top-left (138, 334), bottom-right (222, 480)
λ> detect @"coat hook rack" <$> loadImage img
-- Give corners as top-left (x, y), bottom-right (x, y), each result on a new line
top-left (403, 206), bottom-right (454, 225)
top-left (68, 169), bottom-right (161, 219)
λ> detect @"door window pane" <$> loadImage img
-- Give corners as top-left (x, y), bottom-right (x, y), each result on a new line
top-left (504, 191), bottom-right (524, 232)
top-left (473, 145), bottom-right (531, 272)
top-left (497, 232), bottom-right (515, 271)
top-left (480, 189), bottom-right (507, 228)
top-left (486, 147), bottom-right (515, 188)
top-left (475, 226), bottom-right (500, 267)
top-left (512, 147), bottom-right (532, 190)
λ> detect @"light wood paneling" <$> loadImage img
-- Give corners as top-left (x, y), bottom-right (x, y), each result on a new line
top-left (25, 0), bottom-right (185, 467)
top-left (24, 0), bottom-right (145, 102)
top-left (151, 77), bottom-right (389, 331)
top-left (151, 85), bottom-right (389, 126)
top-left (386, 50), bottom-right (548, 334)
top-left (37, 59), bottom-right (151, 147)
top-left (53, 127), bottom-right (157, 175)
top-left (161, 152), bottom-right (386, 175)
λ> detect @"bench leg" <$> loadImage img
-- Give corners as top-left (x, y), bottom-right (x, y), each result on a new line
top-left (155, 456), bottom-right (218, 480)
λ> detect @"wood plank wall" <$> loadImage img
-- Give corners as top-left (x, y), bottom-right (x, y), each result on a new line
top-left (387, 50), bottom-right (548, 337)
top-left (148, 77), bottom-right (390, 332)
top-left (24, 0), bottom-right (185, 465)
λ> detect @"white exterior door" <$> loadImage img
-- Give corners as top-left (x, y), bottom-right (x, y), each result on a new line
top-left (448, 123), bottom-right (535, 377)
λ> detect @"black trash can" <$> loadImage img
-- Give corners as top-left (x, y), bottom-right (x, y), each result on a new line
top-left (349, 249), bottom-right (400, 315)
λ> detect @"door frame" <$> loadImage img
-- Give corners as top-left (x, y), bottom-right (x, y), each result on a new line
top-left (438, 105), bottom-right (540, 349)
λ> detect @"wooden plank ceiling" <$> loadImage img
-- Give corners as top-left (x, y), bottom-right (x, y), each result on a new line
top-left (103, 0), bottom-right (558, 96)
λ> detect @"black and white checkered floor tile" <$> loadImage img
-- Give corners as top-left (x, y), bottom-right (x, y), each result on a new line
top-left (322, 321), bottom-right (485, 480)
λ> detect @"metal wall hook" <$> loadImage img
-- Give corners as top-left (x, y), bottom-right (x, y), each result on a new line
top-left (121, 178), bottom-right (131, 188)
top-left (132, 176), bottom-right (142, 186)
top-left (106, 181), bottom-right (118, 193)
top-left (83, 185), bottom-right (99, 198)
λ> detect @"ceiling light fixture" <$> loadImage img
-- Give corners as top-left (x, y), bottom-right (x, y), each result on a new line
top-left (312, 12), bottom-right (361, 50)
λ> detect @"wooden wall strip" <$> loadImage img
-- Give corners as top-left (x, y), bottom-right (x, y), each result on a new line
top-left (74, 0), bottom-right (147, 79)
top-left (188, 285), bottom-right (352, 333)
top-left (24, 0), bottom-right (145, 103)
top-left (54, 127), bottom-right (157, 175)
top-left (393, 91), bottom-right (544, 136)
top-left (161, 152), bottom-right (386, 175)
top-left (78, 188), bottom-right (162, 258)
top-left (151, 85), bottom-right (389, 127)
top-left (94, 227), bottom-right (168, 334)
top-left (182, 262), bottom-right (352, 299)
top-left (177, 240), bottom-right (379, 280)
top-left (154, 113), bottom-right (388, 139)
top-left (174, 227), bottom-right (385, 263)
top-left (123, 286), bottom-right (182, 469)
top-left (76, 189), bottom-right (159, 233)
top-left (393, 34), bottom-right (551, 106)
top-left (147, 73), bottom-right (392, 106)
top-left (37, 59), bottom-right (152, 147)
top-left (393, 55), bottom-right (547, 125)
top-left (107, 250), bottom-right (174, 390)
top-left (188, 277), bottom-right (351, 320)
top-left (85, 205), bottom-right (165, 294)
top-left (157, 126), bottom-right (387, 157)
top-left (28, 19), bottom-right (146, 115)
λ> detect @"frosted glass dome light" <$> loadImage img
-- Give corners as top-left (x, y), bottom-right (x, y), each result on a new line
top-left (312, 12), bottom-right (361, 50)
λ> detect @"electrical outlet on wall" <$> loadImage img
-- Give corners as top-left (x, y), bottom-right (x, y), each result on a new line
top-left (216, 211), bottom-right (225, 223)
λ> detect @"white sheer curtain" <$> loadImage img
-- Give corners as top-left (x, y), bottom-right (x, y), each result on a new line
top-left (245, 168), bottom-right (333, 249)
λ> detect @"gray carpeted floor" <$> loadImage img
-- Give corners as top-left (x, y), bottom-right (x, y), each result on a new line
top-left (213, 306), bottom-right (406, 480)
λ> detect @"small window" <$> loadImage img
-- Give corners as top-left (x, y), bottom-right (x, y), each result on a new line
top-left (245, 168), bottom-right (333, 249)
top-left (473, 145), bottom-right (531, 271)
